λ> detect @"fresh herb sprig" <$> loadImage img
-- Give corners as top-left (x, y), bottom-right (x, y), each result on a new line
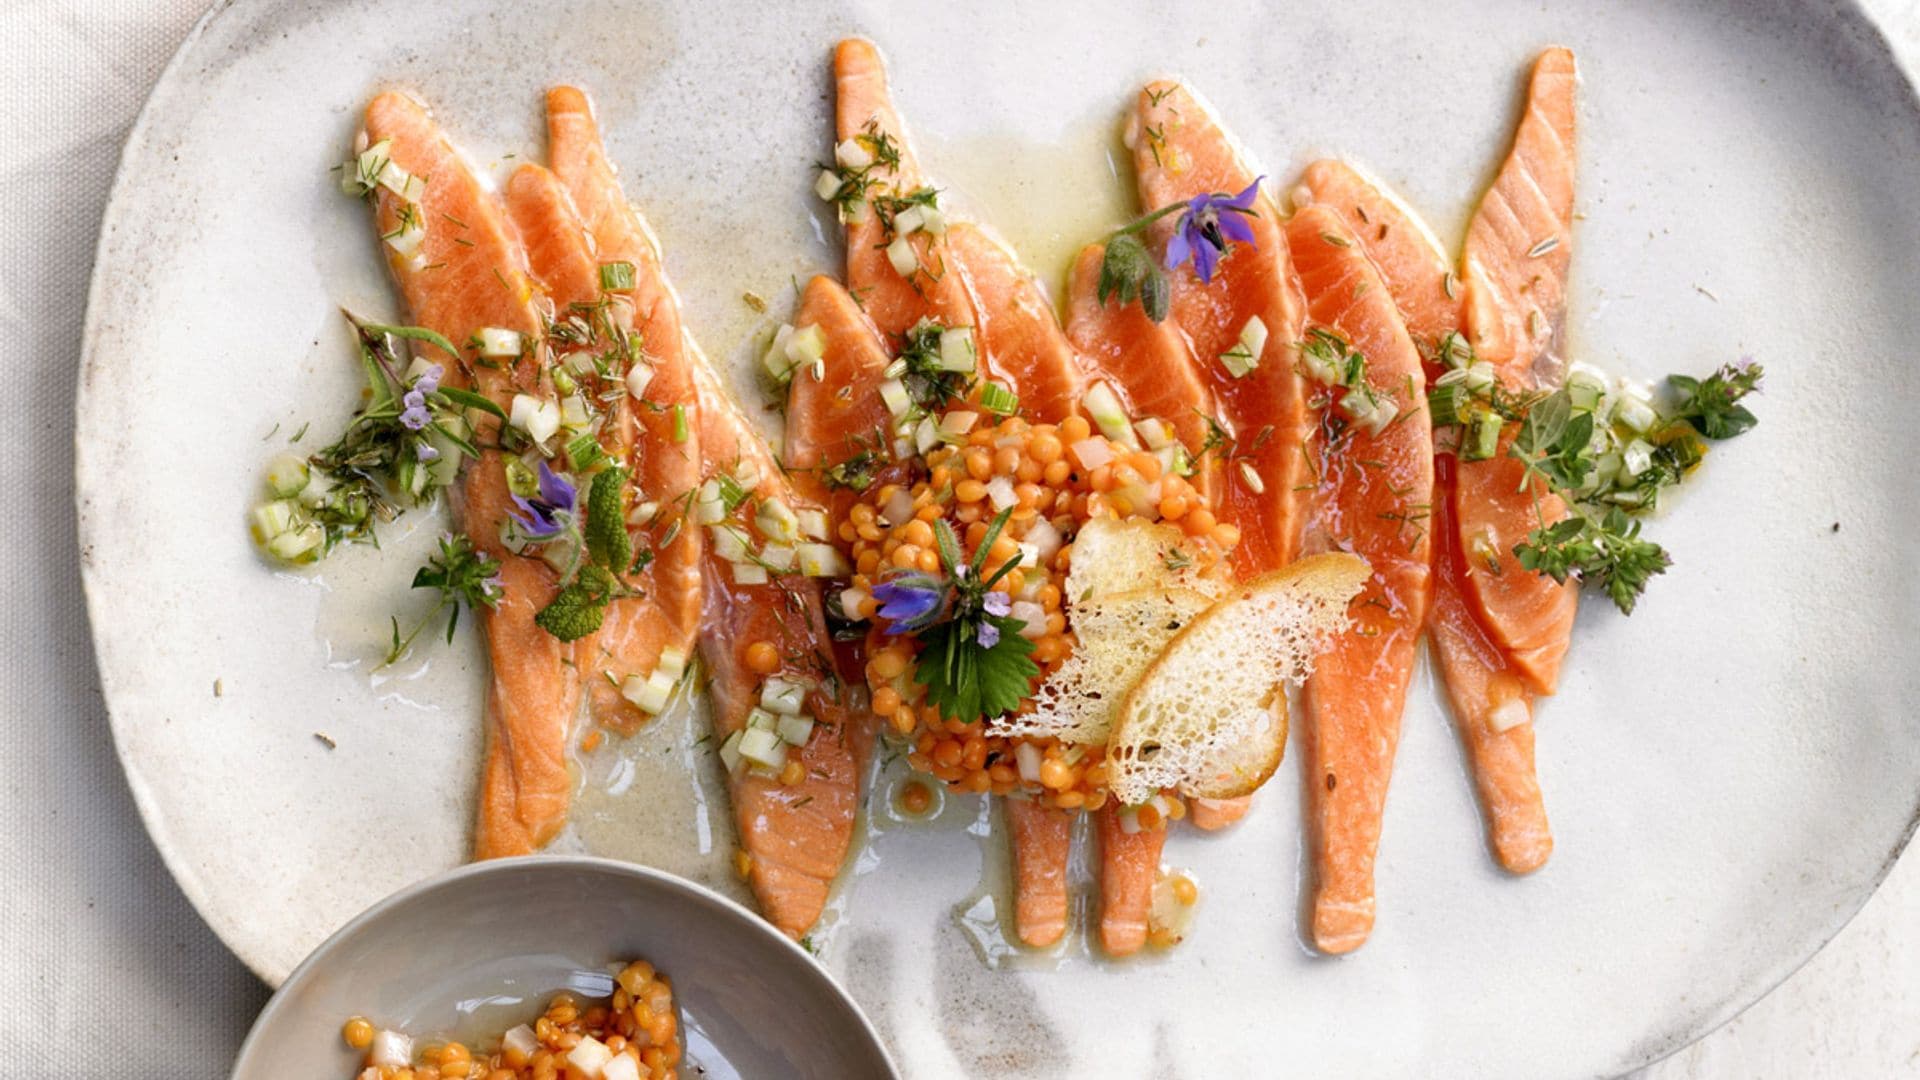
top-left (870, 508), bottom-right (1039, 724)
top-left (893, 319), bottom-right (974, 413)
top-left (384, 534), bottom-right (504, 665)
top-left (1436, 349), bottom-right (1765, 614)
top-left (1097, 178), bottom-right (1263, 323)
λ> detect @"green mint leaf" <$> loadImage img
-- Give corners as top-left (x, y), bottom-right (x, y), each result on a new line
top-left (534, 564), bottom-right (617, 642)
top-left (584, 467), bottom-right (631, 572)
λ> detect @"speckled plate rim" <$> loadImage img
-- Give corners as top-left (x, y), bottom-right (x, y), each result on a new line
top-left (226, 854), bottom-right (900, 1078)
top-left (71, 1), bottom-right (1920, 1076)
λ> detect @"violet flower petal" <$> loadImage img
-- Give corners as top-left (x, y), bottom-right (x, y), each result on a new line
top-left (1217, 210), bottom-right (1257, 247)
top-left (1190, 237), bottom-right (1220, 285)
top-left (975, 620), bottom-right (1001, 649)
top-left (1228, 176), bottom-right (1264, 210)
top-left (535, 461), bottom-right (577, 511)
top-left (1164, 228), bottom-right (1193, 274)
top-left (983, 591), bottom-right (1011, 617)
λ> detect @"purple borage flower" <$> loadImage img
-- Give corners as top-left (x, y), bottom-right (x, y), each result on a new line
top-left (975, 591), bottom-right (1013, 648)
top-left (398, 364), bottom-right (442, 431)
top-left (1164, 176), bottom-right (1263, 285)
top-left (508, 461), bottom-right (577, 539)
top-left (871, 576), bottom-right (945, 634)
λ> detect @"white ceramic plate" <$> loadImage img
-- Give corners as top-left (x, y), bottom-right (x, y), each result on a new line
top-left (77, 1), bottom-right (1920, 1076)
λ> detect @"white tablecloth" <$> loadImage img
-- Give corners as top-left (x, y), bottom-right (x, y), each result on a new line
top-left (3, 2), bottom-right (1916, 1076)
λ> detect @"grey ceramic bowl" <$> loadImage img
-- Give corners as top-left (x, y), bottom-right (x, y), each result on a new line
top-left (230, 856), bottom-right (897, 1079)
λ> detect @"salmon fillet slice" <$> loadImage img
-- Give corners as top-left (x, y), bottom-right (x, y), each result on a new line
top-left (1453, 48), bottom-right (1581, 695)
top-left (946, 222), bottom-right (1084, 421)
top-left (1288, 206), bottom-right (1435, 953)
top-left (691, 347), bottom-right (862, 938)
top-left (1005, 797), bottom-right (1072, 949)
top-left (1295, 148), bottom-right (1556, 873)
top-left (541, 87), bottom-right (705, 731)
top-left (360, 92), bottom-right (583, 861)
top-left (833, 38), bottom-right (974, 340)
top-left (1094, 803), bottom-right (1161, 956)
top-left (1130, 81), bottom-right (1308, 580)
top-left (1298, 159), bottom-right (1463, 348)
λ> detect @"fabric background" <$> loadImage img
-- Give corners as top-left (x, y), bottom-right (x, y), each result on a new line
top-left (1, 1), bottom-right (1914, 1076)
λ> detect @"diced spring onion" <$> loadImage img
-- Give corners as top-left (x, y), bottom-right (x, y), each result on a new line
top-left (475, 327), bottom-right (523, 358)
top-left (560, 394), bottom-right (591, 430)
top-left (714, 473), bottom-right (749, 512)
top-left (796, 543), bottom-right (850, 577)
top-left (732, 562), bottom-right (770, 585)
top-left (893, 206), bottom-right (926, 236)
top-left (250, 500), bottom-right (296, 542)
top-left (599, 261), bottom-right (636, 292)
top-left (834, 138), bottom-right (873, 170)
top-left (671, 403), bottom-right (688, 443)
top-left (1462, 362), bottom-right (1496, 395)
top-left (1357, 396), bottom-right (1399, 436)
top-left (776, 713), bottom-right (816, 747)
top-left (761, 543), bottom-right (797, 571)
top-left (761, 324), bottom-right (796, 383)
top-left (1427, 383), bottom-right (1471, 427)
top-left (761, 678), bottom-right (808, 716)
top-left (621, 669), bottom-right (676, 715)
top-left (1614, 392), bottom-right (1657, 434)
top-left (937, 326), bottom-right (977, 373)
top-left (738, 727), bottom-right (787, 769)
top-left (1238, 315), bottom-right (1270, 363)
top-left (839, 587), bottom-right (870, 621)
top-left (566, 433), bottom-right (606, 473)
top-left (1016, 742), bottom-right (1043, 784)
top-left (939, 411), bottom-right (981, 439)
top-left (692, 479), bottom-right (726, 525)
top-left (977, 381), bottom-right (1019, 416)
top-left (657, 646), bottom-right (689, 680)
top-left (919, 206), bottom-right (948, 235)
top-left (1621, 438), bottom-right (1654, 479)
top-left (814, 168), bottom-right (843, 202)
top-left (747, 707), bottom-right (779, 731)
top-left (1135, 417), bottom-right (1175, 450)
top-left (565, 1036), bottom-right (613, 1077)
top-left (1338, 389), bottom-right (1378, 427)
top-left (756, 497), bottom-right (801, 543)
top-left (266, 524), bottom-right (323, 562)
top-left (625, 363), bottom-right (655, 399)
top-left (797, 507), bottom-right (831, 541)
top-left (1465, 411), bottom-right (1503, 461)
top-left (264, 453), bottom-right (309, 498)
top-left (709, 525), bottom-right (750, 563)
top-left (878, 378), bottom-right (912, 418)
top-left (1219, 342), bottom-right (1257, 378)
top-left (785, 323), bottom-right (827, 365)
top-left (1084, 381), bottom-right (1138, 448)
top-left (369, 1031), bottom-right (413, 1070)
top-left (886, 234), bottom-right (919, 277)
top-left (718, 730), bottom-right (746, 772)
top-left (1070, 437), bottom-right (1115, 471)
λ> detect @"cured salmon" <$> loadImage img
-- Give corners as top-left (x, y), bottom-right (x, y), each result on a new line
top-left (542, 87), bottom-right (705, 734)
top-left (1452, 48), bottom-right (1580, 696)
top-left (360, 92), bottom-right (583, 861)
top-left (1130, 81), bottom-right (1308, 580)
top-left (833, 38), bottom-right (973, 340)
top-left (1287, 206), bottom-right (1434, 953)
top-left (947, 223), bottom-right (1084, 421)
top-left (691, 345), bottom-right (862, 938)
top-left (1293, 50), bottom-right (1575, 875)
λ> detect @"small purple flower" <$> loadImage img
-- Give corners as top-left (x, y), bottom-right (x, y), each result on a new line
top-left (1165, 176), bottom-right (1263, 285)
top-left (416, 441), bottom-right (440, 462)
top-left (982, 591), bottom-right (1011, 618)
top-left (399, 387), bottom-right (430, 431)
top-left (415, 363), bottom-right (443, 395)
top-left (872, 576), bottom-right (944, 633)
top-left (975, 620), bottom-right (1001, 650)
top-left (508, 461), bottom-right (577, 539)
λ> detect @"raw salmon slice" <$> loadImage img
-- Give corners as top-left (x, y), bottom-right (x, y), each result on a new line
top-left (1295, 145), bottom-right (1556, 872)
top-left (1288, 206), bottom-right (1435, 954)
top-left (542, 87), bottom-right (705, 731)
top-left (1005, 797), bottom-right (1072, 949)
top-left (1453, 48), bottom-right (1580, 695)
top-left (1298, 159), bottom-right (1463, 348)
top-left (946, 222), bottom-right (1084, 421)
top-left (1130, 81), bottom-right (1308, 580)
top-left (361, 92), bottom-right (583, 861)
top-left (833, 38), bottom-right (974, 340)
top-left (691, 347), bottom-right (862, 938)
